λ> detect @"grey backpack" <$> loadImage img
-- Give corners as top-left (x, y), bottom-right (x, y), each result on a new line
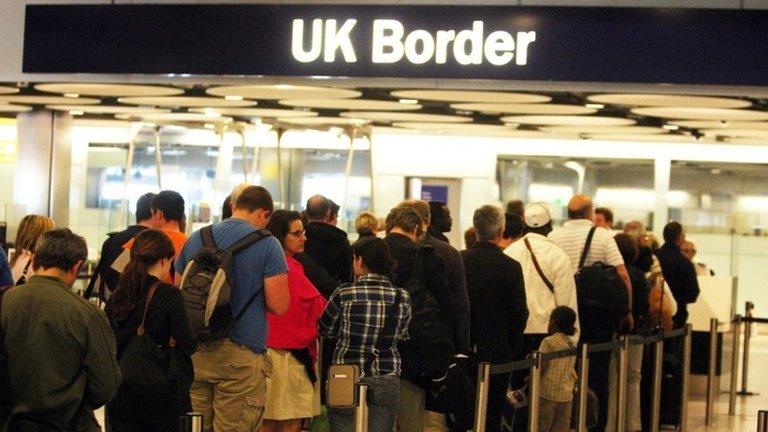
top-left (180, 225), bottom-right (271, 342)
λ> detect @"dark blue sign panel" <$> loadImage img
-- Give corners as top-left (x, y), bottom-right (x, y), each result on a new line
top-left (421, 185), bottom-right (449, 204)
top-left (22, 4), bottom-right (768, 86)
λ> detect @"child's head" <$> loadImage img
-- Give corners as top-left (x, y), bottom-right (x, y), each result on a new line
top-left (549, 306), bottom-right (577, 336)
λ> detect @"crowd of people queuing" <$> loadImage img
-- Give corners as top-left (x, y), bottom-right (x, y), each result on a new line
top-left (0, 183), bottom-right (704, 432)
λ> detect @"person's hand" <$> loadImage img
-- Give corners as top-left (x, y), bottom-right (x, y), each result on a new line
top-left (622, 312), bottom-right (635, 334)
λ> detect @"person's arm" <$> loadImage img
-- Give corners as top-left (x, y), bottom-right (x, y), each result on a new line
top-left (318, 290), bottom-right (342, 338)
top-left (83, 308), bottom-right (122, 408)
top-left (554, 252), bottom-right (580, 342)
top-left (449, 250), bottom-right (471, 354)
top-left (264, 273), bottom-right (289, 316)
top-left (507, 261), bottom-right (529, 337)
top-left (616, 264), bottom-right (634, 331)
top-left (168, 289), bottom-right (198, 357)
top-left (681, 260), bottom-right (701, 304)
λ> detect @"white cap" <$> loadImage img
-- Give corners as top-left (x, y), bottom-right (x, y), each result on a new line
top-left (524, 202), bottom-right (552, 228)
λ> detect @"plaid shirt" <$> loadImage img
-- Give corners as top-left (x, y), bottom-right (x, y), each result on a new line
top-left (318, 274), bottom-right (411, 377)
top-left (539, 332), bottom-right (577, 402)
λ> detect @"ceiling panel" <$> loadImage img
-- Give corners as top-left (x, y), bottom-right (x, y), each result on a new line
top-left (700, 129), bottom-right (768, 138)
top-left (47, 105), bottom-right (171, 114)
top-left (587, 134), bottom-right (698, 142)
top-left (189, 108), bottom-right (318, 118)
top-left (115, 112), bottom-right (232, 123)
top-left (118, 96), bottom-right (255, 108)
top-left (339, 111), bottom-right (471, 123)
top-left (35, 83), bottom-right (184, 97)
top-left (280, 99), bottom-right (421, 111)
top-left (587, 93), bottom-right (751, 108)
top-left (631, 107), bottom-right (768, 121)
top-left (390, 90), bottom-right (551, 103)
top-left (501, 115), bottom-right (636, 126)
top-left (671, 120), bottom-right (768, 129)
top-left (540, 125), bottom-right (666, 135)
top-left (0, 105), bottom-right (32, 113)
top-left (451, 103), bottom-right (596, 115)
top-left (207, 84), bottom-right (360, 100)
top-left (0, 95), bottom-right (100, 105)
top-left (0, 86), bottom-right (19, 95)
top-left (276, 116), bottom-right (371, 126)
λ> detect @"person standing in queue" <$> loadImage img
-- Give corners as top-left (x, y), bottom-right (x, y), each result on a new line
top-left (319, 237), bottom-right (412, 432)
top-left (9, 214), bottom-right (55, 286)
top-left (105, 229), bottom-right (197, 431)
top-left (462, 205), bottom-right (528, 432)
top-left (262, 210), bottom-right (327, 432)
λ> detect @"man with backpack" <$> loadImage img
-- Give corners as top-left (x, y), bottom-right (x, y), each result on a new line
top-left (175, 185), bottom-right (290, 432)
top-left (548, 195), bottom-right (632, 432)
top-left (384, 206), bottom-right (454, 432)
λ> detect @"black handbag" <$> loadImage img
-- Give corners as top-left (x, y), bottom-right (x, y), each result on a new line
top-left (118, 282), bottom-right (192, 410)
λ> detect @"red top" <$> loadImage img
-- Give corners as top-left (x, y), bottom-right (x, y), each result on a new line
top-left (267, 256), bottom-right (327, 361)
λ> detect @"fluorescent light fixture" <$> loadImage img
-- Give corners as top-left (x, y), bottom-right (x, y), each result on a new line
top-left (225, 95), bottom-right (244, 101)
top-left (585, 103), bottom-right (604, 109)
top-left (203, 123), bottom-right (216, 130)
top-left (68, 110), bottom-right (84, 116)
top-left (399, 99), bottom-right (418, 104)
top-left (663, 124), bottom-right (679, 130)
top-left (64, 93), bottom-right (79, 98)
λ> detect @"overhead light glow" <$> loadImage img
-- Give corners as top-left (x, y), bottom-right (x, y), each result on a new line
top-left (399, 99), bottom-right (418, 104)
top-left (64, 93), bottom-right (79, 98)
top-left (225, 95), bottom-right (244, 101)
top-left (663, 124), bottom-right (679, 130)
top-left (204, 123), bottom-right (216, 130)
top-left (68, 110), bottom-right (84, 116)
top-left (585, 103), bottom-right (604, 109)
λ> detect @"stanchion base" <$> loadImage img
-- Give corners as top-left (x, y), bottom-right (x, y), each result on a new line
top-left (736, 391), bottom-right (759, 396)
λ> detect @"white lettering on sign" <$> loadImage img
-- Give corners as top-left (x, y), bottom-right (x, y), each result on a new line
top-left (292, 18), bottom-right (536, 66)
top-left (292, 19), bottom-right (358, 63)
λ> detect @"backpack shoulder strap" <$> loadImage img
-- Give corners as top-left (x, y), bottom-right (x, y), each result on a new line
top-left (524, 237), bottom-right (555, 294)
top-left (201, 225), bottom-right (216, 249)
top-left (578, 227), bottom-right (598, 270)
top-left (226, 229), bottom-right (272, 255)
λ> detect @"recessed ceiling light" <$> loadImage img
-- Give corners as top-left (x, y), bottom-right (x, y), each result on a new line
top-left (585, 103), bottom-right (604, 109)
top-left (68, 110), bottom-right (84, 115)
top-left (631, 107), bottom-right (768, 121)
top-left (452, 103), bottom-right (596, 115)
top-left (399, 99), bottom-right (419, 104)
top-left (501, 115), bottom-right (636, 126)
top-left (663, 124), bottom-right (679, 130)
top-left (391, 90), bottom-right (551, 103)
top-left (207, 85), bottom-right (360, 100)
top-left (279, 99), bottom-right (421, 111)
top-left (225, 95), bottom-right (244, 101)
top-left (204, 123), bottom-right (216, 129)
top-left (64, 93), bottom-right (79, 98)
top-left (34, 83), bottom-right (184, 97)
top-left (587, 93), bottom-right (751, 108)
top-left (118, 96), bottom-right (255, 108)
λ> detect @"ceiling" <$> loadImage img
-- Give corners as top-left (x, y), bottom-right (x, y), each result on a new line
top-left (1, 82), bottom-right (767, 144)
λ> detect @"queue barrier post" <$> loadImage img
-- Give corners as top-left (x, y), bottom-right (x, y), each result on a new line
top-left (355, 384), bottom-right (369, 432)
top-left (649, 332), bottom-right (664, 432)
top-left (178, 413), bottom-right (203, 432)
top-left (757, 410), bottom-right (768, 432)
top-left (473, 362), bottom-right (491, 432)
top-left (730, 314), bottom-right (742, 416)
top-left (679, 324), bottom-right (693, 432)
top-left (706, 318), bottom-right (718, 427)
top-left (527, 352), bottom-right (542, 432)
top-left (575, 344), bottom-right (590, 432)
top-left (740, 301), bottom-right (757, 396)
top-left (616, 336), bottom-right (629, 432)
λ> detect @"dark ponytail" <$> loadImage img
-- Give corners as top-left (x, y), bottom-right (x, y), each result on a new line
top-left (110, 229), bottom-right (175, 321)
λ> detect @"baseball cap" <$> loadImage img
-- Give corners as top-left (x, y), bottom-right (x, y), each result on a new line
top-left (524, 202), bottom-right (552, 228)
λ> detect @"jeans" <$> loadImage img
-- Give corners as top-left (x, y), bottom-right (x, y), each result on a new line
top-left (329, 375), bottom-right (400, 432)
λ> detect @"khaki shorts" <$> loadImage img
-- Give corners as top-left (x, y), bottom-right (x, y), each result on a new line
top-left (190, 339), bottom-right (267, 432)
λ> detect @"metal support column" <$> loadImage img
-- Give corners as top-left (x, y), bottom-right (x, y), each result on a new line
top-left (153, 126), bottom-right (163, 189)
top-left (575, 344), bottom-right (590, 432)
top-left (679, 324), bottom-right (693, 432)
top-left (528, 352), bottom-right (542, 432)
top-left (355, 384), bottom-right (369, 432)
top-left (730, 314), bottom-right (742, 416)
top-left (650, 335), bottom-right (664, 432)
top-left (616, 337), bottom-right (629, 432)
top-left (473, 362), bottom-right (491, 432)
top-left (706, 318), bottom-right (718, 426)
top-left (740, 302), bottom-right (756, 395)
top-left (275, 127), bottom-right (285, 207)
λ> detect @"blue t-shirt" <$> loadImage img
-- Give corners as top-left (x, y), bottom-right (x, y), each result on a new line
top-left (0, 248), bottom-right (12, 287)
top-left (176, 218), bottom-right (287, 353)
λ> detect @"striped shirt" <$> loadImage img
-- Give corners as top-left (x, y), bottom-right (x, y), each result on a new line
top-left (548, 219), bottom-right (624, 273)
top-left (539, 332), bottom-right (577, 402)
top-left (318, 274), bottom-right (411, 377)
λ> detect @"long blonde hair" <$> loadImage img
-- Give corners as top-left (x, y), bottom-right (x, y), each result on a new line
top-left (11, 215), bottom-right (55, 266)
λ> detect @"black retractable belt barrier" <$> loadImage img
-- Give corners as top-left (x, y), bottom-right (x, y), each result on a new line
top-left (730, 314), bottom-right (742, 416)
top-left (706, 318), bottom-right (718, 427)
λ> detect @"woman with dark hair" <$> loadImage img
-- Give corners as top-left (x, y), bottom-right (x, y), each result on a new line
top-left (105, 229), bottom-right (197, 432)
top-left (263, 210), bottom-right (327, 432)
top-left (319, 237), bottom-right (412, 432)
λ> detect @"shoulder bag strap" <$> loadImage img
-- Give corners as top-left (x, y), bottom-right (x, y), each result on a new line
top-left (365, 287), bottom-right (402, 374)
top-left (524, 237), bottom-right (555, 294)
top-left (201, 225), bottom-right (216, 249)
top-left (578, 227), bottom-right (598, 270)
top-left (136, 282), bottom-right (161, 336)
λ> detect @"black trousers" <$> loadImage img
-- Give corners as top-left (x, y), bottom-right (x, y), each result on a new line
top-left (580, 329), bottom-right (613, 432)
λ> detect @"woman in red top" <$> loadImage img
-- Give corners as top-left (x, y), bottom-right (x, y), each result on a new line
top-left (263, 210), bottom-right (327, 432)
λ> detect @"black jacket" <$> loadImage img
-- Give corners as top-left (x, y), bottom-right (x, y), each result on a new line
top-left (655, 243), bottom-right (701, 328)
top-left (295, 253), bottom-right (340, 299)
top-left (628, 264), bottom-right (650, 334)
top-left (423, 233), bottom-right (470, 354)
top-left (462, 242), bottom-right (528, 364)
top-left (427, 226), bottom-right (450, 244)
top-left (304, 222), bottom-right (353, 286)
top-left (85, 225), bottom-right (148, 299)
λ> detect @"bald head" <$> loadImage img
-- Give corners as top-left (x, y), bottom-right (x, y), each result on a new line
top-left (567, 195), bottom-right (593, 220)
top-left (306, 194), bottom-right (334, 222)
